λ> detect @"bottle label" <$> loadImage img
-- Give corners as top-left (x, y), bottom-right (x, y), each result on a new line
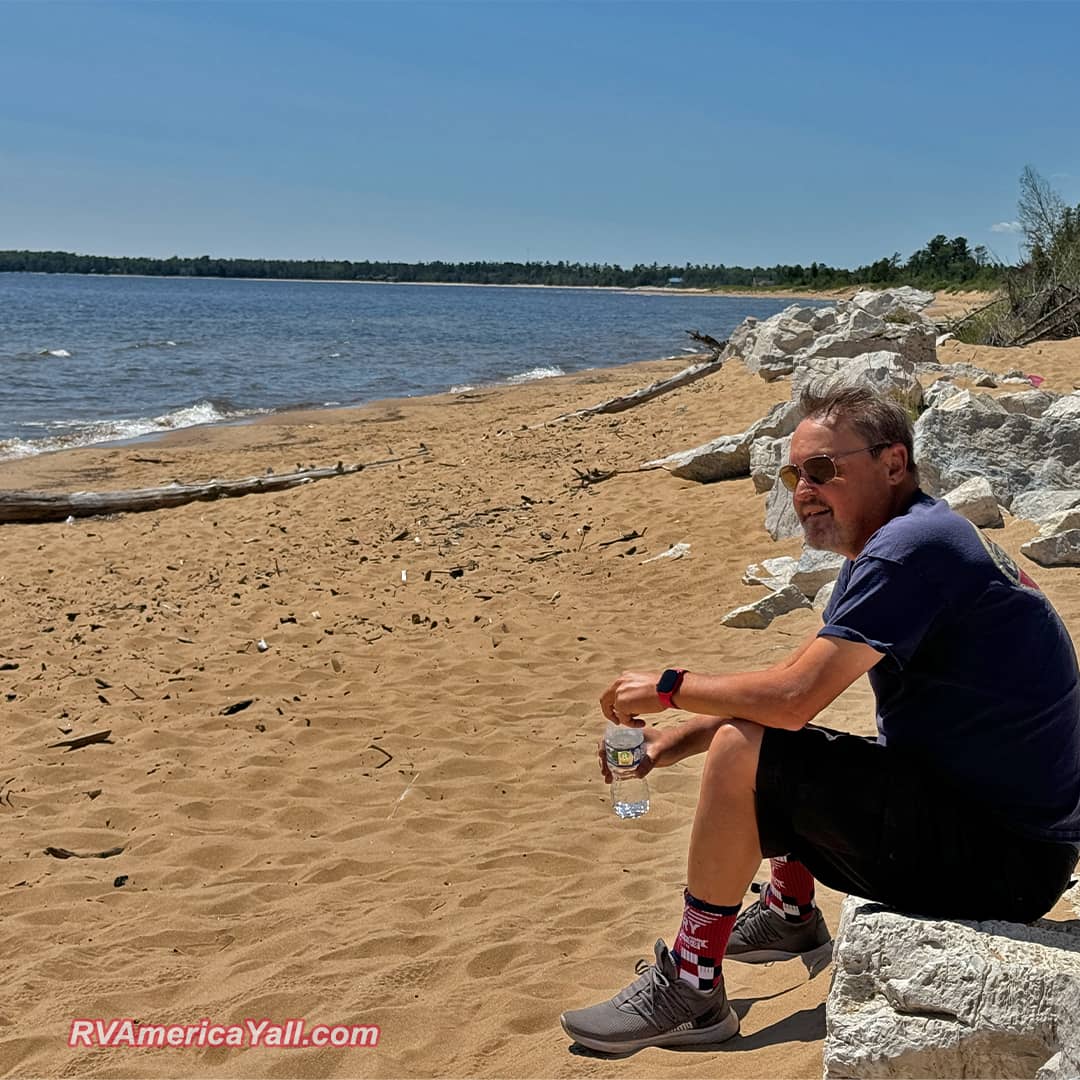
top-left (605, 742), bottom-right (644, 770)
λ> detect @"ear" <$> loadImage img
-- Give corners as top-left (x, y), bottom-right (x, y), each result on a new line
top-left (881, 443), bottom-right (909, 485)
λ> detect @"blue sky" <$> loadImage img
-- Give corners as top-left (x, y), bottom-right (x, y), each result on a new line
top-left (2, 1), bottom-right (1077, 269)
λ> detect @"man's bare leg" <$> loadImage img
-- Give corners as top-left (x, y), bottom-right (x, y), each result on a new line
top-left (686, 719), bottom-right (764, 906)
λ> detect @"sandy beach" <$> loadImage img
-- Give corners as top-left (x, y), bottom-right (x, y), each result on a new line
top-left (2, 309), bottom-right (1079, 1078)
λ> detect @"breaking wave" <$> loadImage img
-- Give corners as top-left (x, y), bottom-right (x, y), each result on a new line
top-left (506, 365), bottom-right (565, 385)
top-left (0, 400), bottom-right (270, 460)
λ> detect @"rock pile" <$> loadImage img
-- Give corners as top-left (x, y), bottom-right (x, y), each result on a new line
top-left (724, 287), bottom-right (937, 382)
top-left (824, 894), bottom-right (1080, 1079)
top-left (643, 289), bottom-right (1080, 628)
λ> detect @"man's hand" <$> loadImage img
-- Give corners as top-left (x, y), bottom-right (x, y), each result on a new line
top-left (596, 725), bottom-right (676, 783)
top-left (599, 670), bottom-right (665, 726)
top-left (596, 715), bottom-right (732, 783)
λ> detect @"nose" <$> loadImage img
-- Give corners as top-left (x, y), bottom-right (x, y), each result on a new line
top-left (791, 473), bottom-right (824, 506)
top-left (788, 469), bottom-right (813, 496)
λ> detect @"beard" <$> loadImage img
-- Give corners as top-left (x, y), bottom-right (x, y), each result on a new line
top-left (799, 507), bottom-right (846, 554)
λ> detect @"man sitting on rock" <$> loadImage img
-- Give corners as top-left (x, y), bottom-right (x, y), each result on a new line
top-left (561, 383), bottom-right (1080, 1055)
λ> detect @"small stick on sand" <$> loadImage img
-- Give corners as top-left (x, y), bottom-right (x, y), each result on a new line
top-left (48, 730), bottom-right (113, 752)
top-left (387, 772), bottom-right (422, 819)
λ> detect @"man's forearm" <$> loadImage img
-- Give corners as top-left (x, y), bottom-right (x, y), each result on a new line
top-left (600, 637), bottom-right (880, 730)
top-left (665, 714), bottom-right (733, 759)
top-left (673, 669), bottom-right (811, 731)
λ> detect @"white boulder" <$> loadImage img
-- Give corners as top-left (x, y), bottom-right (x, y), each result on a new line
top-left (721, 584), bottom-right (810, 629)
top-left (793, 351), bottom-right (924, 412)
top-left (1045, 392), bottom-right (1080, 421)
top-left (726, 292), bottom-right (937, 383)
top-left (642, 434), bottom-right (749, 482)
top-left (791, 547), bottom-right (845, 597)
top-left (749, 437), bottom-right (785, 493)
top-left (942, 475), bottom-right (1003, 528)
top-left (813, 580), bottom-right (836, 612)
top-left (923, 379), bottom-right (963, 409)
top-left (914, 404), bottom-right (1080, 508)
top-left (1011, 490), bottom-right (1080, 523)
top-left (997, 390), bottom-right (1060, 418)
top-left (851, 286), bottom-right (935, 316)
top-left (742, 556), bottom-right (798, 592)
top-left (1021, 530), bottom-right (1080, 568)
top-left (824, 896), bottom-right (1080, 1080)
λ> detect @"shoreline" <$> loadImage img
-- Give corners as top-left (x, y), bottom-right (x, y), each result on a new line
top-left (0, 351), bottom-right (708, 470)
top-left (4, 268), bottom-right (994, 306)
top-left (0, 286), bottom-right (994, 472)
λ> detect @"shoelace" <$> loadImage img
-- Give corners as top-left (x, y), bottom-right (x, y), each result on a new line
top-left (624, 958), bottom-right (703, 1029)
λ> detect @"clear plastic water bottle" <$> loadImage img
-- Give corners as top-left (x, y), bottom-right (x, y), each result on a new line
top-left (604, 721), bottom-right (650, 819)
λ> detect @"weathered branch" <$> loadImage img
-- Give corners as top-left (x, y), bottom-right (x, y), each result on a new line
top-left (544, 352), bottom-right (724, 425)
top-left (1008, 289), bottom-right (1080, 346)
top-left (0, 451), bottom-right (428, 525)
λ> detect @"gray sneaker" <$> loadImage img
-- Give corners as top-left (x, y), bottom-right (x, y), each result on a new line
top-left (725, 897), bottom-right (832, 964)
top-left (560, 939), bottom-right (739, 1054)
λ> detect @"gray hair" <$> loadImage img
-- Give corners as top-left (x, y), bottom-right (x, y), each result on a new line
top-left (797, 383), bottom-right (919, 480)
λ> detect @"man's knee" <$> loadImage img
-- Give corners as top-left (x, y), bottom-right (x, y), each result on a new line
top-left (702, 720), bottom-right (763, 789)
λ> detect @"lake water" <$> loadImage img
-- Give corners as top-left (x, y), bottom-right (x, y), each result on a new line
top-left (0, 273), bottom-right (814, 459)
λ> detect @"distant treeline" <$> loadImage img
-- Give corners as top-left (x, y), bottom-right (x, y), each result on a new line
top-left (0, 236), bottom-right (1006, 290)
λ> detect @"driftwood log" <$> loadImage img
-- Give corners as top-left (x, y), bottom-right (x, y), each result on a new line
top-left (1009, 289), bottom-right (1080, 346)
top-left (0, 452), bottom-right (426, 525)
top-left (544, 350), bottom-right (725, 425)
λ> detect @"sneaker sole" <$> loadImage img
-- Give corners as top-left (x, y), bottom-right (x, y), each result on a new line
top-left (559, 1009), bottom-right (739, 1054)
top-left (726, 940), bottom-right (833, 966)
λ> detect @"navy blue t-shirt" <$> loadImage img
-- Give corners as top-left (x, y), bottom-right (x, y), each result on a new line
top-left (819, 491), bottom-right (1080, 842)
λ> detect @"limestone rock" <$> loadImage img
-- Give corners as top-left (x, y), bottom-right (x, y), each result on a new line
top-left (721, 584), bottom-right (810, 629)
top-left (813, 580), bottom-right (836, 612)
top-left (791, 547), bottom-right (845, 597)
top-left (934, 388), bottom-right (1006, 414)
top-left (1037, 508), bottom-right (1080, 535)
top-left (916, 360), bottom-right (1010, 386)
top-left (763, 438), bottom-right (802, 540)
top-left (642, 434), bottom-right (749, 482)
top-left (851, 286), bottom-right (935, 316)
top-left (1021, 529), bottom-right (1080, 567)
top-left (824, 896), bottom-right (1080, 1079)
top-left (733, 304), bottom-right (829, 380)
top-left (997, 389), bottom-right (1060, 418)
top-left (1045, 392), bottom-right (1080, 421)
top-left (800, 318), bottom-right (935, 372)
top-left (742, 556), bottom-right (798, 591)
top-left (792, 351), bottom-right (924, 412)
top-left (923, 379), bottom-right (962, 409)
top-left (913, 405), bottom-right (1080, 507)
top-left (942, 475), bottom-right (1003, 528)
top-left (1011, 489), bottom-right (1080, 523)
top-left (642, 401), bottom-right (800, 485)
top-left (749, 437), bottom-right (785, 493)
top-left (727, 292), bottom-right (936, 383)
top-left (745, 399), bottom-right (801, 441)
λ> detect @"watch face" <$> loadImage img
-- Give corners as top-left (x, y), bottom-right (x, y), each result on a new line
top-left (657, 669), bottom-right (681, 693)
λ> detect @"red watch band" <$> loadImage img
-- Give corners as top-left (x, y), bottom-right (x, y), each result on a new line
top-left (656, 668), bottom-right (687, 710)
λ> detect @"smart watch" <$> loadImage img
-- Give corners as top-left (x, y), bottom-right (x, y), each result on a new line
top-left (656, 668), bottom-right (687, 710)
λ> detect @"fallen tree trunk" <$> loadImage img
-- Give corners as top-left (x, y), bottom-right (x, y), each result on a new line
top-left (544, 351), bottom-right (723, 425)
top-left (1009, 289), bottom-right (1080, 346)
top-left (0, 452), bottom-right (426, 525)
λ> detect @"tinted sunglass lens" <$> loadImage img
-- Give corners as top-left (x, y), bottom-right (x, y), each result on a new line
top-left (803, 456), bottom-right (838, 484)
top-left (779, 465), bottom-right (799, 491)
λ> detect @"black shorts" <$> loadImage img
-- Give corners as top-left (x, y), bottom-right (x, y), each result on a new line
top-left (755, 724), bottom-right (1079, 923)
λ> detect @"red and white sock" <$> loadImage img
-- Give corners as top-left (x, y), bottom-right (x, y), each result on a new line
top-left (762, 855), bottom-right (817, 923)
top-left (672, 890), bottom-right (740, 991)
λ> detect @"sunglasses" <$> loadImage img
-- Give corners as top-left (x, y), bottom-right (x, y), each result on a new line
top-left (779, 443), bottom-right (891, 492)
